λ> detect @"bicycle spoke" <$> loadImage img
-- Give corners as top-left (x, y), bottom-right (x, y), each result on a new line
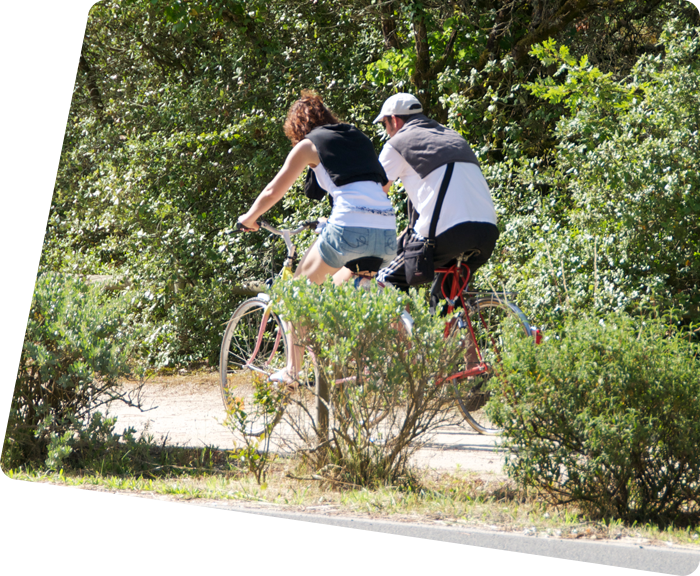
top-left (219, 298), bottom-right (290, 437)
top-left (454, 297), bottom-right (531, 435)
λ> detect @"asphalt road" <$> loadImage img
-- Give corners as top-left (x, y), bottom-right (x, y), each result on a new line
top-left (8, 477), bottom-right (696, 576)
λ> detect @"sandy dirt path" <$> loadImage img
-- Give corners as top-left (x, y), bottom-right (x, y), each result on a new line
top-left (107, 372), bottom-right (507, 476)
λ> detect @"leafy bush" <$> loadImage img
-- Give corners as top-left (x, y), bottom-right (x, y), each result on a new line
top-left (2, 273), bottom-right (142, 470)
top-left (484, 20), bottom-right (700, 327)
top-left (223, 371), bottom-right (287, 485)
top-left (268, 278), bottom-right (467, 488)
top-left (489, 312), bottom-right (700, 526)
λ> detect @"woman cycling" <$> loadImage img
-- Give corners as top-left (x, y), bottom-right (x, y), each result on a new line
top-left (237, 91), bottom-right (397, 384)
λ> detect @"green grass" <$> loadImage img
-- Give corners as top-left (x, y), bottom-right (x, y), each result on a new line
top-left (5, 450), bottom-right (700, 550)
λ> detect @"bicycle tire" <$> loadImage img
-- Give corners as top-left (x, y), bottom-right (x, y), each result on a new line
top-left (453, 297), bottom-right (532, 435)
top-left (219, 297), bottom-right (289, 437)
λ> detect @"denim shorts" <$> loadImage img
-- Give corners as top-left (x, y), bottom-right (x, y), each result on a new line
top-left (316, 222), bottom-right (398, 269)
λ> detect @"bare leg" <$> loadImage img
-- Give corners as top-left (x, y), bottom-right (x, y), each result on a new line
top-left (272, 242), bottom-right (339, 384)
top-left (332, 266), bottom-right (354, 286)
top-left (295, 241), bottom-right (339, 284)
top-left (465, 330), bottom-right (480, 369)
top-left (273, 318), bottom-right (305, 383)
top-left (294, 237), bottom-right (316, 276)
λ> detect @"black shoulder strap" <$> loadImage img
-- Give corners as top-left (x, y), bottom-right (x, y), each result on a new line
top-left (427, 162), bottom-right (454, 245)
top-left (407, 199), bottom-right (418, 230)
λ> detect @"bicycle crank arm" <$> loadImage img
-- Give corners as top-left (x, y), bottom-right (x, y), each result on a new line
top-left (441, 363), bottom-right (489, 383)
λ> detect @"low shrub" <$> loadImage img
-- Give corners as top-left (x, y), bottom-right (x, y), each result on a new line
top-left (489, 312), bottom-right (700, 526)
top-left (43, 412), bottom-right (234, 477)
top-left (269, 278), bottom-right (467, 488)
top-left (2, 272), bottom-right (143, 470)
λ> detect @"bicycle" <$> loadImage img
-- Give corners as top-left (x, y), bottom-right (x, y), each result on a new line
top-left (428, 256), bottom-right (540, 434)
top-left (218, 219), bottom-right (402, 437)
top-left (219, 219), bottom-right (539, 437)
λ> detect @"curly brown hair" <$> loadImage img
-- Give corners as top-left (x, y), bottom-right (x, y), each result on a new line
top-left (283, 90), bottom-right (340, 145)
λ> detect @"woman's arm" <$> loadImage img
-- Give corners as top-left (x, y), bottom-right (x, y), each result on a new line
top-left (238, 139), bottom-right (319, 230)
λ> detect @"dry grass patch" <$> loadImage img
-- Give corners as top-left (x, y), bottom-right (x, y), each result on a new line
top-left (9, 459), bottom-right (700, 550)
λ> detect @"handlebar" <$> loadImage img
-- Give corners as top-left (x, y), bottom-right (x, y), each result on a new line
top-left (234, 219), bottom-right (320, 236)
top-left (234, 219), bottom-right (321, 260)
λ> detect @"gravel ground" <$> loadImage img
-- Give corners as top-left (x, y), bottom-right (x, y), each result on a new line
top-left (106, 371), bottom-right (507, 476)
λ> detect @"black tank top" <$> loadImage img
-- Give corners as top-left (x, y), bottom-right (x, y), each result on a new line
top-left (305, 124), bottom-right (387, 187)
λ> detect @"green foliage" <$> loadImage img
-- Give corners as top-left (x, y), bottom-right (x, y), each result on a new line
top-left (270, 278), bottom-right (466, 487)
top-left (42, 0), bottom-right (696, 366)
top-left (485, 21), bottom-right (700, 327)
top-left (80, 409), bottom-right (231, 477)
top-left (7, 421), bottom-right (238, 479)
top-left (2, 273), bottom-right (142, 470)
top-left (489, 312), bottom-right (700, 526)
top-left (45, 0), bottom-right (389, 366)
top-left (223, 371), bottom-right (285, 484)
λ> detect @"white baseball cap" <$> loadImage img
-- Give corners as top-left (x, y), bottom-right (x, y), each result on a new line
top-left (373, 93), bottom-right (423, 123)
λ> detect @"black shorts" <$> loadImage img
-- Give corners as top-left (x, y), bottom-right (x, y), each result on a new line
top-left (377, 221), bottom-right (499, 292)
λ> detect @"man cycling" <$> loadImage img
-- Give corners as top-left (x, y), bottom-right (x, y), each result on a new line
top-left (373, 93), bottom-right (499, 302)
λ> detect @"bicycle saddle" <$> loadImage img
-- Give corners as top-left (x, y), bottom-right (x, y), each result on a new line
top-left (344, 256), bottom-right (384, 276)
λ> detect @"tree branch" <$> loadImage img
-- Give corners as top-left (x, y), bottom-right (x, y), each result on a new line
top-left (508, 0), bottom-right (602, 66)
top-left (408, 2), bottom-right (459, 117)
top-left (381, 0), bottom-right (402, 50)
top-left (434, 26), bottom-right (459, 74)
top-left (411, 11), bottom-right (431, 90)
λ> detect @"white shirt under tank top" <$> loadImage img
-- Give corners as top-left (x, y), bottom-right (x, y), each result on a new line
top-left (379, 143), bottom-right (497, 238)
top-left (311, 163), bottom-right (396, 230)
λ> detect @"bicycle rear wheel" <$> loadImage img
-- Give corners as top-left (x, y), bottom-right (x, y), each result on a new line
top-left (453, 297), bottom-right (532, 435)
top-left (219, 297), bottom-right (289, 437)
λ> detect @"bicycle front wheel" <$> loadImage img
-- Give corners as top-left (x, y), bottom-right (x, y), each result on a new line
top-left (454, 297), bottom-right (532, 435)
top-left (219, 297), bottom-right (289, 436)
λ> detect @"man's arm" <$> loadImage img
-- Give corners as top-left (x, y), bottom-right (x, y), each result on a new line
top-left (379, 142), bottom-right (402, 195)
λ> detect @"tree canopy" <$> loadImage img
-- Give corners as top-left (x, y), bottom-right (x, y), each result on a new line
top-left (43, 0), bottom-right (700, 365)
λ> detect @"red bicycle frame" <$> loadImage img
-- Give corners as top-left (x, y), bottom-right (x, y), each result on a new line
top-left (434, 261), bottom-right (489, 382)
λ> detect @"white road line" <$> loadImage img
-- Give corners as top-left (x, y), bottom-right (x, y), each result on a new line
top-left (0, 564), bottom-right (90, 576)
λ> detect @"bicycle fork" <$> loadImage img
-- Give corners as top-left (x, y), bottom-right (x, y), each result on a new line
top-left (244, 303), bottom-right (285, 374)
